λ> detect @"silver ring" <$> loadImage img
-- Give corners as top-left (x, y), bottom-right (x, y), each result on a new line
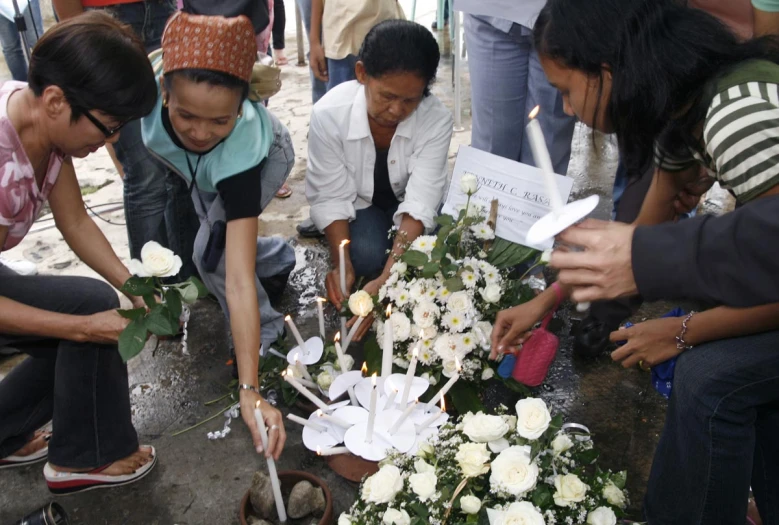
top-left (270, 425), bottom-right (279, 431)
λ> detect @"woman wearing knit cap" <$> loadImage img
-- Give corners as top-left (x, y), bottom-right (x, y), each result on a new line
top-left (142, 12), bottom-right (293, 459)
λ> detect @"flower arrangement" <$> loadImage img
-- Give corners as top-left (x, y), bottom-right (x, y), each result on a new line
top-left (118, 241), bottom-right (209, 362)
top-left (339, 398), bottom-right (629, 525)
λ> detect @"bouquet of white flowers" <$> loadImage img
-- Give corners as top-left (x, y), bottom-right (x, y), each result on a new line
top-left (340, 398), bottom-right (629, 525)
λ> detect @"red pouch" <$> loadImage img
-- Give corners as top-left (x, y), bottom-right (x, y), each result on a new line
top-left (512, 283), bottom-right (563, 387)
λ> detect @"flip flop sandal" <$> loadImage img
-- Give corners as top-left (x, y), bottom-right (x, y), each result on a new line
top-left (275, 184), bottom-right (293, 199)
top-left (0, 442), bottom-right (49, 469)
top-left (44, 446), bottom-right (157, 495)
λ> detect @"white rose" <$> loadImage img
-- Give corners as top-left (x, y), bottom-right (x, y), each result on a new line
top-left (348, 290), bottom-right (374, 317)
top-left (515, 398), bottom-right (552, 440)
top-left (421, 371), bottom-right (438, 385)
top-left (455, 442), bottom-right (491, 477)
top-left (551, 433), bottom-right (574, 456)
top-left (129, 241), bottom-right (183, 278)
top-left (409, 281), bottom-right (426, 300)
top-left (417, 441), bottom-right (435, 459)
top-left (316, 369), bottom-right (334, 390)
top-left (488, 438), bottom-right (510, 454)
top-left (489, 502), bottom-right (545, 525)
top-left (412, 301), bottom-right (439, 329)
top-left (481, 367), bottom-right (495, 380)
top-left (338, 514), bottom-right (354, 525)
top-left (587, 507), bottom-right (617, 525)
top-left (409, 471), bottom-right (437, 501)
top-left (391, 261), bottom-right (408, 275)
top-left (475, 321), bottom-right (493, 345)
top-left (603, 482), bottom-right (627, 508)
top-left (442, 358), bottom-right (460, 378)
top-left (362, 464), bottom-right (403, 504)
top-left (414, 458), bottom-right (435, 473)
top-left (460, 495), bottom-right (482, 515)
top-left (335, 354), bottom-right (354, 372)
top-left (462, 412), bottom-right (510, 443)
top-left (460, 172), bottom-right (478, 195)
top-left (540, 249), bottom-right (552, 264)
top-left (417, 325), bottom-right (438, 340)
top-left (480, 284), bottom-right (502, 304)
top-left (390, 312), bottom-right (412, 342)
top-left (447, 291), bottom-right (472, 313)
top-left (489, 445), bottom-right (539, 497)
top-left (382, 508), bottom-right (411, 525)
top-left (553, 473), bottom-right (588, 507)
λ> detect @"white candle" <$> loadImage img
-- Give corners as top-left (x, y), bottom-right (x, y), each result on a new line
top-left (342, 316), bottom-right (365, 353)
top-left (365, 373), bottom-right (378, 443)
top-left (284, 315), bottom-right (307, 351)
top-left (384, 388), bottom-right (398, 411)
top-left (254, 401), bottom-right (288, 523)
top-left (294, 352), bottom-right (313, 383)
top-left (283, 370), bottom-right (332, 412)
top-left (334, 333), bottom-right (359, 405)
top-left (286, 413), bottom-right (327, 432)
top-left (527, 106), bottom-right (564, 213)
top-left (424, 357), bottom-right (461, 411)
top-left (316, 297), bottom-right (326, 339)
top-left (316, 409), bottom-right (351, 429)
top-left (339, 239), bottom-right (350, 297)
top-left (317, 445), bottom-right (350, 456)
top-left (285, 368), bottom-right (317, 389)
top-left (399, 344), bottom-right (420, 408)
top-left (381, 305), bottom-right (393, 379)
top-left (340, 318), bottom-right (347, 345)
top-left (388, 399), bottom-right (418, 435)
top-left (419, 398), bottom-right (446, 430)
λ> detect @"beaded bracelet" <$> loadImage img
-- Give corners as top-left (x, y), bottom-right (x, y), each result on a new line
top-left (675, 311), bottom-right (696, 351)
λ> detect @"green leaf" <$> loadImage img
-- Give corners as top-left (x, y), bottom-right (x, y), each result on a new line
top-left (407, 502), bottom-right (429, 519)
top-left (179, 282), bottom-right (199, 304)
top-left (448, 381), bottom-right (485, 415)
top-left (488, 238), bottom-right (539, 269)
top-left (120, 276), bottom-right (155, 297)
top-left (164, 288), bottom-right (182, 319)
top-left (145, 306), bottom-right (179, 336)
top-left (612, 470), bottom-right (628, 490)
top-left (117, 307), bottom-right (146, 321)
top-left (118, 318), bottom-right (148, 362)
top-left (498, 376), bottom-right (532, 396)
top-left (143, 293), bottom-right (157, 309)
top-left (421, 262), bottom-right (440, 278)
top-left (401, 250), bottom-right (429, 267)
top-left (531, 484), bottom-right (553, 508)
top-left (579, 448), bottom-right (600, 465)
top-left (363, 333), bottom-right (382, 376)
top-left (435, 214), bottom-right (455, 227)
top-left (443, 277), bottom-right (464, 292)
top-left (188, 276), bottom-right (210, 298)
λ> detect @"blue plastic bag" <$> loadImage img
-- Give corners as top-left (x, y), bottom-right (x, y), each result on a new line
top-left (498, 353), bottom-right (517, 379)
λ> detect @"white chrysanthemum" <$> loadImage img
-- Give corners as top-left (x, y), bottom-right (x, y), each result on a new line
top-left (409, 281), bottom-right (426, 301)
top-left (442, 311), bottom-right (469, 333)
top-left (461, 271), bottom-right (478, 289)
top-left (434, 334), bottom-right (466, 362)
top-left (394, 289), bottom-right (411, 307)
top-left (460, 332), bottom-right (478, 352)
top-left (470, 224), bottom-right (495, 240)
top-left (483, 268), bottom-right (501, 284)
top-left (410, 236), bottom-right (437, 255)
top-left (418, 345), bottom-right (437, 365)
top-left (437, 287), bottom-right (451, 303)
top-left (412, 301), bottom-right (439, 329)
top-left (390, 312), bottom-right (411, 342)
top-left (424, 288), bottom-right (438, 301)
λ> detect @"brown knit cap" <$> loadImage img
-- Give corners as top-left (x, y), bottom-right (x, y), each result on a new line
top-left (161, 11), bottom-right (257, 83)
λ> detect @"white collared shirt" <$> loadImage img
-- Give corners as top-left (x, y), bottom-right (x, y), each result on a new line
top-left (306, 81), bottom-right (454, 232)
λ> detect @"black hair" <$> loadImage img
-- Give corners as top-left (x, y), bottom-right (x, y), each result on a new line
top-left (28, 11), bottom-right (157, 122)
top-left (534, 0), bottom-right (779, 174)
top-left (358, 19), bottom-right (440, 97)
top-left (163, 69), bottom-right (250, 105)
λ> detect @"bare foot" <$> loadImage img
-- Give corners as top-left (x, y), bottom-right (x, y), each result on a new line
top-left (10, 430), bottom-right (50, 457)
top-left (275, 49), bottom-right (288, 65)
top-left (50, 446), bottom-right (153, 475)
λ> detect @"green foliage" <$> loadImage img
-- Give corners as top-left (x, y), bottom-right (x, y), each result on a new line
top-left (448, 381), bottom-right (486, 414)
top-left (118, 318), bottom-right (148, 362)
top-left (488, 238), bottom-right (539, 270)
top-left (401, 250), bottom-right (429, 267)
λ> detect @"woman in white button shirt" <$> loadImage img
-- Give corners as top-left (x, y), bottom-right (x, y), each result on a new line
top-left (306, 20), bottom-right (453, 340)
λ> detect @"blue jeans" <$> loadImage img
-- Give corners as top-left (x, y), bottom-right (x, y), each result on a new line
top-left (464, 15), bottom-right (575, 175)
top-left (0, 0), bottom-right (43, 81)
top-left (645, 330), bottom-right (779, 524)
top-left (326, 55), bottom-right (358, 92)
top-left (295, 0), bottom-right (327, 103)
top-left (349, 205), bottom-right (397, 279)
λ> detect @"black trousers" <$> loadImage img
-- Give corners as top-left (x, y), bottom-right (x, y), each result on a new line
top-left (272, 0), bottom-right (286, 50)
top-left (0, 266), bottom-right (138, 468)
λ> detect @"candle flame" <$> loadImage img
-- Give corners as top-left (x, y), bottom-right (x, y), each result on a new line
top-left (340, 239), bottom-right (350, 248)
top-left (529, 105), bottom-right (540, 119)
top-left (286, 368), bottom-right (293, 379)
top-left (361, 362), bottom-right (368, 375)
top-left (455, 356), bottom-right (462, 371)
top-left (316, 445), bottom-right (322, 456)
top-left (371, 372), bottom-right (377, 387)
top-left (284, 314), bottom-right (292, 321)
top-left (316, 409), bottom-right (323, 417)
top-left (334, 332), bottom-right (341, 342)
top-left (441, 397), bottom-right (446, 412)
top-left (414, 398), bottom-right (419, 404)
top-left (386, 304), bottom-right (392, 317)
top-left (316, 297), bottom-right (327, 303)
top-left (294, 351), bottom-right (300, 363)
top-left (255, 400), bottom-right (262, 409)
top-left (413, 346), bottom-right (419, 358)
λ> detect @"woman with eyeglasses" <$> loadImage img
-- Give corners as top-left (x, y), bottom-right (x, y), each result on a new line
top-left (0, 12), bottom-right (160, 494)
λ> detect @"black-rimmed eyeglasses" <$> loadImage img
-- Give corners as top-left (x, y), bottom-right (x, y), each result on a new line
top-left (80, 109), bottom-right (128, 138)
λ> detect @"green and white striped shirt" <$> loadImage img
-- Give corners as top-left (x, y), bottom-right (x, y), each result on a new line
top-left (655, 61), bottom-right (779, 203)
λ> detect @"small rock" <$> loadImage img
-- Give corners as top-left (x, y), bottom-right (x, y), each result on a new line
top-left (249, 471), bottom-right (276, 520)
top-left (246, 517), bottom-right (273, 525)
top-left (287, 480), bottom-right (326, 519)
top-left (52, 261), bottom-right (72, 270)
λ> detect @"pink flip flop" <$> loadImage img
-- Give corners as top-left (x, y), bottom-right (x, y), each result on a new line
top-left (44, 446), bottom-right (157, 495)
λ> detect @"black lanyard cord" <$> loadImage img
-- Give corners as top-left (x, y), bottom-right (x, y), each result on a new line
top-left (186, 153), bottom-right (212, 228)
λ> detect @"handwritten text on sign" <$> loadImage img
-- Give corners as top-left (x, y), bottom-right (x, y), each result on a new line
top-left (441, 146), bottom-right (574, 249)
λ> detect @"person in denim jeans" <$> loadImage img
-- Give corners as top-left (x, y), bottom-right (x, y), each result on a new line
top-left (295, 0), bottom-right (326, 103)
top-left (142, 12), bottom-right (292, 461)
top-left (53, 0), bottom-right (199, 280)
top-left (0, 0), bottom-right (43, 81)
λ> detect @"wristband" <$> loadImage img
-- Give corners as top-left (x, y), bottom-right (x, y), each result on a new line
top-left (238, 384), bottom-right (260, 395)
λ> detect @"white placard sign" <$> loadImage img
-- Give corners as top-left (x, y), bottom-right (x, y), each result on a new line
top-left (441, 146), bottom-right (574, 250)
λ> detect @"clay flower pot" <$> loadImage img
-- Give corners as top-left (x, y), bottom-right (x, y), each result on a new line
top-left (239, 470), bottom-right (334, 525)
top-left (324, 453), bottom-right (378, 483)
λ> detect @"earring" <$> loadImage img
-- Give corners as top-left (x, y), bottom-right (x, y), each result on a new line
top-left (162, 96), bottom-right (169, 108)
top-left (237, 108), bottom-right (243, 118)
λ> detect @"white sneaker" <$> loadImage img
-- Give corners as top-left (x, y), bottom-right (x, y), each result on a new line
top-left (0, 255), bottom-right (38, 276)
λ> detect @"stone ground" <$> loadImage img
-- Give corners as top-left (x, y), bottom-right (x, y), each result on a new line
top-left (0, 2), bottom-right (735, 523)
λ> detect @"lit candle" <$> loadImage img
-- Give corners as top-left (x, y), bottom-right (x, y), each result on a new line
top-left (342, 315), bottom-right (365, 353)
top-left (527, 106), bottom-right (564, 213)
top-left (286, 413), bottom-right (327, 432)
top-left (334, 333), bottom-right (359, 406)
top-left (388, 399), bottom-right (418, 435)
top-left (316, 297), bottom-right (326, 339)
top-left (419, 397), bottom-right (446, 430)
top-left (399, 336), bottom-right (421, 407)
top-left (285, 367), bottom-right (317, 389)
top-left (365, 373), bottom-right (378, 444)
top-left (254, 401), bottom-right (288, 523)
top-left (339, 239), bottom-right (350, 297)
top-left (284, 315), bottom-right (307, 351)
top-left (294, 352), bottom-right (313, 383)
top-left (424, 357), bottom-right (461, 411)
top-left (361, 362), bottom-right (368, 377)
top-left (317, 445), bottom-right (350, 457)
top-left (381, 305), bottom-right (393, 379)
top-left (316, 409), bottom-right (351, 429)
top-left (384, 388), bottom-right (398, 411)
top-left (283, 370), bottom-right (332, 412)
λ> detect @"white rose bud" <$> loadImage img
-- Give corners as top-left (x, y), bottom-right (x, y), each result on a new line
top-left (460, 495), bottom-right (482, 515)
top-left (460, 173), bottom-right (478, 195)
top-left (553, 473), bottom-right (588, 507)
top-left (348, 290), bottom-right (374, 317)
top-left (540, 249), bottom-right (552, 264)
top-left (382, 508), bottom-right (411, 525)
top-left (362, 465), bottom-right (403, 504)
top-left (587, 507), bottom-right (617, 525)
top-left (481, 367), bottom-right (495, 380)
top-left (417, 441), bottom-right (435, 459)
top-left (335, 354), bottom-right (354, 372)
top-left (409, 471), bottom-right (437, 501)
top-left (129, 241), bottom-right (183, 278)
top-left (479, 284), bottom-right (502, 304)
top-left (316, 370), bottom-right (334, 390)
top-left (391, 261), bottom-right (408, 275)
top-left (603, 482), bottom-right (627, 508)
top-left (515, 398), bottom-right (552, 440)
top-left (414, 458), bottom-right (435, 473)
top-left (455, 442), bottom-right (491, 478)
top-left (551, 433), bottom-right (574, 456)
top-left (462, 412), bottom-right (510, 443)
